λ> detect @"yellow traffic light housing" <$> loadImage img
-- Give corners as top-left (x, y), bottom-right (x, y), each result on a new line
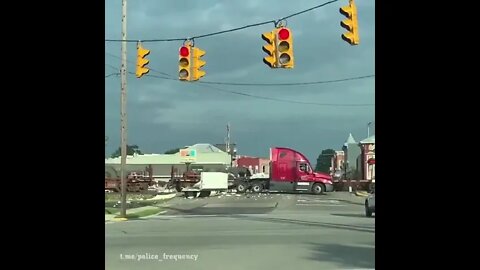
top-left (178, 44), bottom-right (191, 81)
top-left (192, 47), bottom-right (206, 81)
top-left (179, 41), bottom-right (206, 82)
top-left (136, 42), bottom-right (150, 78)
top-left (262, 30), bottom-right (277, 68)
top-left (262, 27), bottom-right (294, 68)
top-left (276, 27), bottom-right (294, 68)
top-left (340, 0), bottom-right (360, 45)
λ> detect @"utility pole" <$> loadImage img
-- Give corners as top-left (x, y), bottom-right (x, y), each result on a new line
top-left (120, 0), bottom-right (128, 218)
top-left (105, 136), bottom-right (109, 158)
top-left (226, 122), bottom-right (231, 154)
top-left (226, 122), bottom-right (233, 166)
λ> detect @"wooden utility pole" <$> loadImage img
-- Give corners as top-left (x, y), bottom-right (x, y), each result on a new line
top-left (119, 0), bottom-right (128, 218)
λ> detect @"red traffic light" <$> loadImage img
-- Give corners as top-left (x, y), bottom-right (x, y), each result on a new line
top-left (179, 46), bottom-right (189, 57)
top-left (278, 28), bottom-right (290, 40)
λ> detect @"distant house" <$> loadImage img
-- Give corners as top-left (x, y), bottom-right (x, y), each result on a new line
top-left (339, 132), bottom-right (376, 180)
top-left (331, 150), bottom-right (345, 172)
top-left (359, 135), bottom-right (375, 181)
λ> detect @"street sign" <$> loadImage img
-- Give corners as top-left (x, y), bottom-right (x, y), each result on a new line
top-left (180, 149), bottom-right (197, 162)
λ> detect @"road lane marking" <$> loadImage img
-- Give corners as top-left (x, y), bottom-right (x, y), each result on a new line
top-left (295, 203), bottom-right (346, 206)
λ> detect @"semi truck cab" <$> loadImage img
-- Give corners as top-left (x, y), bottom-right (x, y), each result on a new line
top-left (267, 147), bottom-right (334, 194)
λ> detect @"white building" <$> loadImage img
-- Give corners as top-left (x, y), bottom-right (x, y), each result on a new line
top-left (105, 144), bottom-right (231, 181)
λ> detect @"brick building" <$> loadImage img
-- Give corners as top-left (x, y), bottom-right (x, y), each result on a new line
top-left (236, 156), bottom-right (270, 174)
top-left (359, 135), bottom-right (375, 181)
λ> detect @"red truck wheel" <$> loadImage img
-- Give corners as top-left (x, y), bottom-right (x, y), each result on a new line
top-left (312, 183), bottom-right (325, 195)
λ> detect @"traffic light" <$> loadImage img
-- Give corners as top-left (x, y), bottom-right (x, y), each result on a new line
top-left (178, 44), bottom-right (191, 81)
top-left (276, 27), bottom-right (294, 68)
top-left (340, 0), bottom-right (360, 45)
top-left (136, 42), bottom-right (150, 78)
top-left (262, 27), bottom-right (294, 68)
top-left (262, 30), bottom-right (277, 68)
top-left (191, 47), bottom-right (206, 81)
top-left (179, 43), bottom-right (206, 81)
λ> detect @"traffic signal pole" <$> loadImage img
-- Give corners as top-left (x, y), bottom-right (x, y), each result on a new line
top-left (120, 0), bottom-right (128, 218)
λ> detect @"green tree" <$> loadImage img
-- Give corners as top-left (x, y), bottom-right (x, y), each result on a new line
top-left (315, 149), bottom-right (336, 173)
top-left (110, 144), bottom-right (143, 158)
top-left (164, 148), bottom-right (180, 154)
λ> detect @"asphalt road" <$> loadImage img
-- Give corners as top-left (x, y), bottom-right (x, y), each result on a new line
top-left (106, 192), bottom-right (375, 270)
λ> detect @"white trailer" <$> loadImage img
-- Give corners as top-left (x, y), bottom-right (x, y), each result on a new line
top-left (182, 172), bottom-right (229, 198)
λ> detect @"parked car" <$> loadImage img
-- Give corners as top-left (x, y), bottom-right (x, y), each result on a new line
top-left (365, 189), bottom-right (375, 217)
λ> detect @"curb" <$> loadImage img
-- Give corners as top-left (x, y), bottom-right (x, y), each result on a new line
top-left (140, 210), bottom-right (167, 219)
top-left (111, 217), bottom-right (128, 222)
top-left (355, 191), bottom-right (369, 197)
top-left (106, 209), bottom-right (168, 223)
top-left (146, 193), bottom-right (177, 201)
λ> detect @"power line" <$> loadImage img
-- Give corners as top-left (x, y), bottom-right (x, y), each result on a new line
top-left (107, 59), bottom-right (374, 91)
top-left (196, 75), bottom-right (375, 87)
top-left (279, 0), bottom-right (338, 21)
top-left (106, 73), bottom-right (120, 78)
top-left (107, 54), bottom-right (374, 87)
top-left (106, 52), bottom-right (175, 78)
top-left (107, 52), bottom-right (374, 86)
top-left (106, 52), bottom-right (122, 60)
top-left (193, 84), bottom-right (374, 107)
top-left (189, 20), bottom-right (275, 40)
top-left (107, 72), bottom-right (374, 106)
top-left (143, 69), bottom-right (374, 87)
top-left (105, 0), bottom-right (339, 43)
top-left (145, 74), bottom-right (374, 107)
top-left (105, 63), bottom-right (119, 71)
top-left (148, 68), bottom-right (175, 78)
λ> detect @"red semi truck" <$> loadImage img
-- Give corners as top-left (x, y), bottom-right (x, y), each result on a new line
top-left (235, 147), bottom-right (334, 194)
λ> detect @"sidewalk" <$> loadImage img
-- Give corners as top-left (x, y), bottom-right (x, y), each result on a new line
top-left (105, 206), bottom-right (165, 222)
top-left (105, 192), bottom-right (176, 222)
top-left (327, 191), bottom-right (367, 205)
top-left (146, 193), bottom-right (176, 201)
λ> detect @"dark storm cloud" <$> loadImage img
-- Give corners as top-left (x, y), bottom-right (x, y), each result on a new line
top-left (105, 0), bottom-right (375, 157)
